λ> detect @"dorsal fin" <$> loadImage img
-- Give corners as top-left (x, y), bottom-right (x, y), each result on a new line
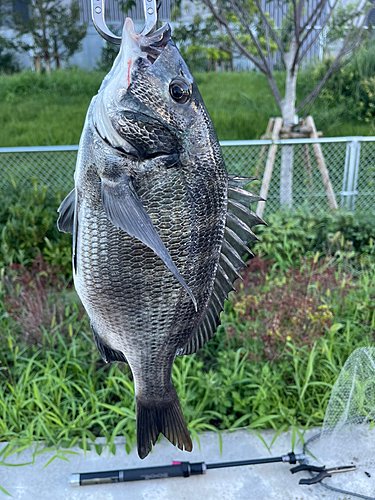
top-left (227, 175), bottom-right (256, 188)
top-left (177, 177), bottom-right (265, 357)
top-left (228, 185), bottom-right (264, 204)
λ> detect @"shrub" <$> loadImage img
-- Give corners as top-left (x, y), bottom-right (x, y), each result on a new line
top-left (1, 180), bottom-right (375, 279)
top-left (226, 256), bottom-right (352, 360)
top-left (256, 209), bottom-right (375, 268)
top-left (311, 40), bottom-right (375, 122)
top-left (1, 258), bottom-right (80, 344)
top-left (1, 195), bottom-right (375, 485)
top-left (0, 36), bottom-right (20, 75)
top-left (0, 182), bottom-right (72, 278)
top-left (95, 40), bottom-right (120, 72)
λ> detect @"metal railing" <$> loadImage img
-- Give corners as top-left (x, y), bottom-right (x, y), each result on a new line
top-left (0, 137), bottom-right (374, 213)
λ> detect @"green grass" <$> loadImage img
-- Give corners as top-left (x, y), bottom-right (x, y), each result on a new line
top-left (0, 68), bottom-right (372, 147)
top-left (0, 70), bottom-right (97, 147)
top-left (195, 72), bottom-right (281, 140)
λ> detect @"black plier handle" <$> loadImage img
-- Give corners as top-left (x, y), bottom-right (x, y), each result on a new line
top-left (290, 463), bottom-right (357, 485)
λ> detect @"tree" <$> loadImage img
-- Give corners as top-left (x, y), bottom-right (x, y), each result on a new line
top-left (12, 0), bottom-right (86, 72)
top-left (49, 2), bottom-right (87, 69)
top-left (173, 13), bottom-right (235, 72)
top-left (0, 35), bottom-right (20, 74)
top-left (94, 24), bottom-right (121, 72)
top-left (199, 0), bottom-right (371, 208)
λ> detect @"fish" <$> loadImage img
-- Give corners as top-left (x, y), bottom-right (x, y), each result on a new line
top-left (57, 18), bottom-right (265, 459)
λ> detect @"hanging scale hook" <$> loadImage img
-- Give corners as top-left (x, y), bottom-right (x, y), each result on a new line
top-left (91, 0), bottom-right (158, 44)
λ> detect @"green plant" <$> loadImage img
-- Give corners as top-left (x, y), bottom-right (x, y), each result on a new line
top-left (1, 187), bottom-right (375, 497)
top-left (0, 36), bottom-right (20, 75)
top-left (94, 27), bottom-right (121, 72)
top-left (0, 181), bottom-right (72, 278)
top-left (311, 40), bottom-right (375, 123)
top-left (256, 209), bottom-right (375, 269)
top-left (0, 257), bottom-right (374, 496)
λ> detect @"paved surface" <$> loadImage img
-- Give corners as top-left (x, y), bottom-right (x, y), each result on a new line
top-left (0, 429), bottom-right (370, 499)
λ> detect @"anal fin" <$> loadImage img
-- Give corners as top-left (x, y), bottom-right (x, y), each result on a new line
top-left (92, 326), bottom-right (128, 364)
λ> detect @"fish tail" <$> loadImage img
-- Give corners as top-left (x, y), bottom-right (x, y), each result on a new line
top-left (136, 384), bottom-right (192, 459)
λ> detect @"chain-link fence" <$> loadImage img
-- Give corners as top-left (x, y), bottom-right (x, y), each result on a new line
top-left (221, 137), bottom-right (375, 213)
top-left (1, 138), bottom-right (374, 214)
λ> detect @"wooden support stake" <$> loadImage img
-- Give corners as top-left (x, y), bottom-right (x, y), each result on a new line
top-left (256, 118), bottom-right (274, 177)
top-left (256, 117), bottom-right (283, 218)
top-left (305, 116), bottom-right (338, 210)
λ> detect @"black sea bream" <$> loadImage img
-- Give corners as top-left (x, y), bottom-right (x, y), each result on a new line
top-left (57, 18), bottom-right (264, 459)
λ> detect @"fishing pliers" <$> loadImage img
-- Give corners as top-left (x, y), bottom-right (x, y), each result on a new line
top-left (290, 463), bottom-right (357, 485)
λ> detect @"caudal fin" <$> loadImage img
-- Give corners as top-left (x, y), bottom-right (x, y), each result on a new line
top-left (136, 385), bottom-right (192, 459)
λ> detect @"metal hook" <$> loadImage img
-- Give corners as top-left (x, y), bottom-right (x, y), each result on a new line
top-left (91, 0), bottom-right (158, 44)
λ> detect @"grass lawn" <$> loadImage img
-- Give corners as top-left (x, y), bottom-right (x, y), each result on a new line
top-left (0, 69), bottom-right (373, 148)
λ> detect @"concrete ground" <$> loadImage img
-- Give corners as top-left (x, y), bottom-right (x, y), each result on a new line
top-left (0, 429), bottom-right (371, 500)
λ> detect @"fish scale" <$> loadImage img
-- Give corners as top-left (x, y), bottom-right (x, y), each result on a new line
top-left (77, 151), bottom-right (223, 351)
top-left (57, 19), bottom-right (264, 459)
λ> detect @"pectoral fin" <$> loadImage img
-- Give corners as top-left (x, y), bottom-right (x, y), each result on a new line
top-left (101, 175), bottom-right (197, 309)
top-left (57, 188), bottom-right (75, 234)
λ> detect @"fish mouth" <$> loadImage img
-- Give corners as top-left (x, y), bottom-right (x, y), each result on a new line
top-left (139, 23), bottom-right (171, 64)
top-left (124, 18), bottom-right (171, 66)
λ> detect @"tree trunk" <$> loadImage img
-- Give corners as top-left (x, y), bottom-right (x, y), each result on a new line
top-left (54, 52), bottom-right (61, 69)
top-left (53, 36), bottom-right (61, 69)
top-left (34, 54), bottom-right (41, 73)
top-left (44, 53), bottom-right (51, 73)
top-left (280, 39), bottom-right (298, 209)
top-left (40, 8), bottom-right (50, 74)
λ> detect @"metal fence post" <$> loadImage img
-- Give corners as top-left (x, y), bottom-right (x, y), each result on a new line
top-left (351, 140), bottom-right (361, 211)
top-left (341, 141), bottom-right (350, 210)
top-left (341, 139), bottom-right (360, 211)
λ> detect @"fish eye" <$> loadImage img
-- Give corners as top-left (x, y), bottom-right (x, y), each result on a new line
top-left (169, 79), bottom-right (191, 104)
